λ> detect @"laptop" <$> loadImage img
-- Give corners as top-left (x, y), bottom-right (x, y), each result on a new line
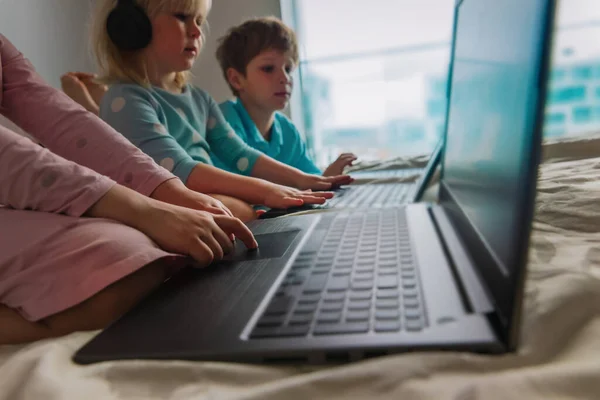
top-left (74, 0), bottom-right (556, 364)
top-left (259, 139), bottom-right (443, 219)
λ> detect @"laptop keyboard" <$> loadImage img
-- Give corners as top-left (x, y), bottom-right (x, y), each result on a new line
top-left (249, 209), bottom-right (426, 339)
top-left (351, 168), bottom-right (420, 178)
top-left (327, 184), bottom-right (414, 209)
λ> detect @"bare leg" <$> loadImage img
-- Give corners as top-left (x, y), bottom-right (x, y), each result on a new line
top-left (0, 259), bottom-right (170, 345)
top-left (209, 194), bottom-right (257, 222)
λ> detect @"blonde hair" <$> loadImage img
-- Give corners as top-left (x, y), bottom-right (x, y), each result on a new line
top-left (91, 0), bottom-right (212, 89)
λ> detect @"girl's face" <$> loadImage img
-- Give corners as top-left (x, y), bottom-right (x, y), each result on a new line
top-left (144, 8), bottom-right (205, 76)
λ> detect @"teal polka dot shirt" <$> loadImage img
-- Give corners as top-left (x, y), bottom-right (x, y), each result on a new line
top-left (100, 83), bottom-right (263, 183)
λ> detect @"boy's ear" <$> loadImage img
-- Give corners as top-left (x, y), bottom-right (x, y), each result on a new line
top-left (226, 68), bottom-right (244, 92)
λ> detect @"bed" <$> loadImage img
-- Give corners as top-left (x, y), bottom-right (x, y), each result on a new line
top-left (1, 134), bottom-right (600, 400)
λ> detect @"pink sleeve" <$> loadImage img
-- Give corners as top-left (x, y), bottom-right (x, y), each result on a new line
top-left (0, 124), bottom-right (115, 217)
top-left (0, 34), bottom-right (176, 197)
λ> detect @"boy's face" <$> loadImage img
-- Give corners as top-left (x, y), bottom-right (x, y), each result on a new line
top-left (144, 9), bottom-right (206, 75)
top-left (231, 49), bottom-right (296, 112)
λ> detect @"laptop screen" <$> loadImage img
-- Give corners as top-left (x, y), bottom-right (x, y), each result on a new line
top-left (439, 0), bottom-right (555, 333)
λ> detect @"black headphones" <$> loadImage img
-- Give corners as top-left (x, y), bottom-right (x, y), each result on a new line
top-left (106, 0), bottom-right (153, 51)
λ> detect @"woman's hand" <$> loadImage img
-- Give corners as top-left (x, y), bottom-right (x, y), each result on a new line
top-left (87, 184), bottom-right (257, 267)
top-left (294, 172), bottom-right (353, 191)
top-left (138, 201), bottom-right (257, 267)
top-left (261, 183), bottom-right (334, 209)
top-left (323, 153), bottom-right (358, 176)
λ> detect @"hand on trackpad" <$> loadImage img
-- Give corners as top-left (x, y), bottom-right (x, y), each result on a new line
top-left (222, 230), bottom-right (300, 262)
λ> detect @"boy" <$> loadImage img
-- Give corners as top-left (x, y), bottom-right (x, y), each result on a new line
top-left (215, 17), bottom-right (356, 177)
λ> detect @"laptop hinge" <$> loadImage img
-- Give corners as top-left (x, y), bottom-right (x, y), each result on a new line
top-left (429, 206), bottom-right (494, 314)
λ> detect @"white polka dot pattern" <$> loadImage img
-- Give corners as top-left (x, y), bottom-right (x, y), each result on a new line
top-left (160, 158), bottom-right (175, 172)
top-left (192, 130), bottom-right (202, 143)
top-left (154, 123), bottom-right (167, 135)
top-left (237, 157), bottom-right (249, 172)
top-left (199, 149), bottom-right (210, 160)
top-left (207, 117), bottom-right (217, 129)
top-left (111, 97), bottom-right (126, 112)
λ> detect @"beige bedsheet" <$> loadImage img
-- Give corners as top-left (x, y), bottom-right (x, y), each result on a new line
top-left (2, 136), bottom-right (600, 399)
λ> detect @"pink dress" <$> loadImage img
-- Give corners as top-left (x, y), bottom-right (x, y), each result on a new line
top-left (0, 34), bottom-right (185, 321)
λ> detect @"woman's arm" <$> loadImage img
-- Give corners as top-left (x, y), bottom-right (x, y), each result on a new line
top-left (0, 124), bottom-right (115, 216)
top-left (0, 34), bottom-right (174, 197)
top-left (0, 125), bottom-right (257, 264)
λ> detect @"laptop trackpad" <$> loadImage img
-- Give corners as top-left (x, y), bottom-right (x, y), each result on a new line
top-left (222, 230), bottom-right (300, 262)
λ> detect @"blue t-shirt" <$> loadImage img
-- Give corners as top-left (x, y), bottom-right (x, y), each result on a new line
top-left (100, 84), bottom-right (263, 183)
top-left (216, 98), bottom-right (321, 175)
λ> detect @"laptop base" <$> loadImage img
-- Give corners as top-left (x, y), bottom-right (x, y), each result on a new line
top-left (74, 208), bottom-right (502, 365)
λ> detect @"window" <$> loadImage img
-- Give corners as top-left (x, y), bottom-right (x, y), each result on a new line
top-left (548, 86), bottom-right (587, 104)
top-left (550, 68), bottom-right (566, 82)
top-left (540, 0), bottom-right (600, 138)
top-left (573, 106), bottom-right (592, 123)
top-left (572, 66), bottom-right (593, 80)
top-left (283, 0), bottom-right (455, 166)
top-left (284, 0), bottom-right (600, 166)
top-left (545, 112), bottom-right (567, 125)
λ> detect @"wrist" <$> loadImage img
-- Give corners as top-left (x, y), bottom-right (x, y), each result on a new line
top-left (87, 184), bottom-right (156, 231)
top-left (291, 171), bottom-right (308, 189)
top-left (150, 178), bottom-right (187, 205)
top-left (246, 179), bottom-right (276, 205)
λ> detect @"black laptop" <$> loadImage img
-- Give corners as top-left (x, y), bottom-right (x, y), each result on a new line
top-left (74, 0), bottom-right (556, 364)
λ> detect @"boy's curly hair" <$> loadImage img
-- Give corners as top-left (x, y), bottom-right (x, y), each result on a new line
top-left (216, 16), bottom-right (299, 96)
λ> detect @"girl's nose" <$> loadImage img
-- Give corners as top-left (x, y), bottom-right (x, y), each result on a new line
top-left (189, 25), bottom-right (201, 38)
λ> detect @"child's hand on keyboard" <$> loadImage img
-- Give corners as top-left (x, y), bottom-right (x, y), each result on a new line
top-left (262, 184), bottom-right (334, 209)
top-left (294, 173), bottom-right (353, 191)
top-left (323, 153), bottom-right (358, 177)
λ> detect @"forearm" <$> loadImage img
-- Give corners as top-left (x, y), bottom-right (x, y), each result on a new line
top-left (0, 35), bottom-right (173, 196)
top-left (186, 163), bottom-right (271, 204)
top-left (0, 124), bottom-right (116, 216)
top-left (250, 155), bottom-right (304, 188)
top-left (85, 183), bottom-right (152, 231)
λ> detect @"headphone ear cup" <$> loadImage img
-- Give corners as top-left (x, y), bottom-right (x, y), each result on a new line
top-left (106, 1), bottom-right (152, 51)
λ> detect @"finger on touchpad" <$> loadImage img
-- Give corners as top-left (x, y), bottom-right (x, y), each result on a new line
top-left (223, 230), bottom-right (301, 262)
